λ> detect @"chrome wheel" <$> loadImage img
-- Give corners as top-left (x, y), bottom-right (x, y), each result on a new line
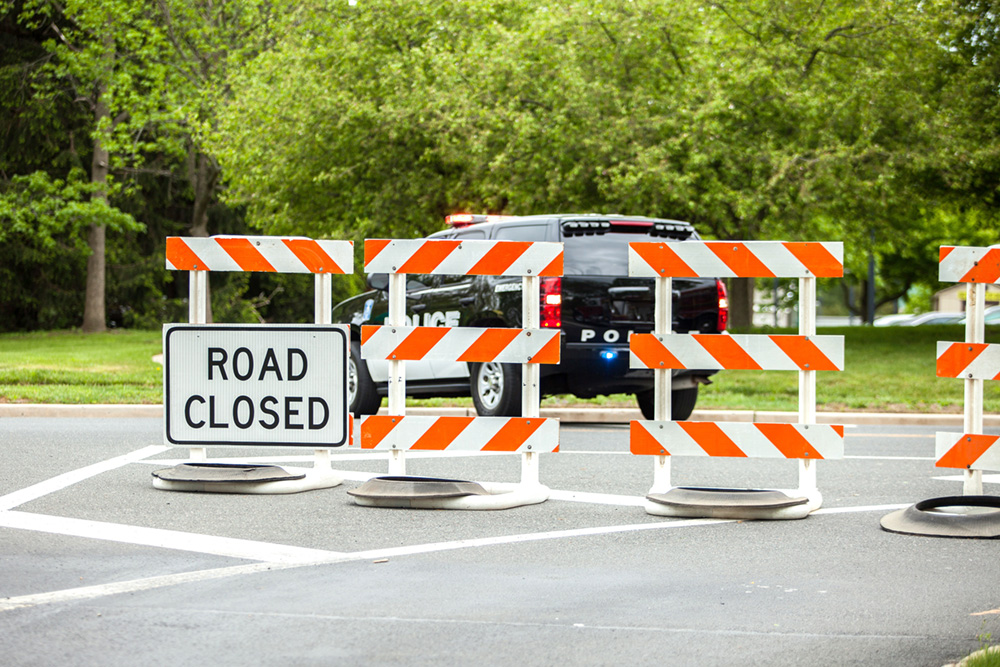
top-left (347, 353), bottom-right (358, 406)
top-left (476, 361), bottom-right (504, 410)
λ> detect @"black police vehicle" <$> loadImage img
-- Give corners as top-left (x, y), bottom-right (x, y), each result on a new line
top-left (334, 214), bottom-right (729, 420)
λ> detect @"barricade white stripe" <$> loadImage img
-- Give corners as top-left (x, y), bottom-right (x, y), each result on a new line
top-left (630, 421), bottom-right (845, 460)
top-left (360, 415), bottom-right (559, 452)
top-left (364, 239), bottom-right (562, 276)
top-left (166, 236), bottom-right (353, 274)
top-left (939, 245), bottom-right (1000, 284)
top-left (629, 333), bottom-right (844, 371)
top-left (361, 326), bottom-right (560, 364)
top-left (628, 241), bottom-right (843, 278)
top-left (936, 342), bottom-right (1000, 380)
top-left (935, 432), bottom-right (1000, 471)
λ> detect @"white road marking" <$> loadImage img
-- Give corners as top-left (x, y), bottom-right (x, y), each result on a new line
top-left (0, 502), bottom-right (916, 612)
top-left (0, 445), bottom-right (170, 511)
top-left (0, 511), bottom-right (343, 564)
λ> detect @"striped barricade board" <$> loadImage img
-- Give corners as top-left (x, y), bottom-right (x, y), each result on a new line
top-left (361, 415), bottom-right (559, 453)
top-left (361, 325), bottom-right (560, 364)
top-left (630, 333), bottom-right (844, 372)
top-left (937, 342), bottom-right (1000, 380)
top-left (630, 421), bottom-right (845, 460)
top-left (939, 246), bottom-right (1000, 284)
top-left (364, 239), bottom-right (563, 276)
top-left (628, 241), bottom-right (843, 279)
top-left (936, 432), bottom-right (1000, 471)
top-left (166, 236), bottom-right (353, 274)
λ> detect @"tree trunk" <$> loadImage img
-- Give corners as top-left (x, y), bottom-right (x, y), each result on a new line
top-left (727, 277), bottom-right (755, 330)
top-left (188, 149), bottom-right (221, 323)
top-left (82, 80), bottom-right (110, 333)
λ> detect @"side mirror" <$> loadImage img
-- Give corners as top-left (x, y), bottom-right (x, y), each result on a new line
top-left (367, 273), bottom-right (389, 291)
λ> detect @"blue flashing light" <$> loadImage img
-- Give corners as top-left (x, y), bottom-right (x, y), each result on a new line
top-left (600, 350), bottom-right (618, 361)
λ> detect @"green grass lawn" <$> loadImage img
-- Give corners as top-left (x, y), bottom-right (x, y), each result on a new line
top-left (1, 325), bottom-right (998, 412)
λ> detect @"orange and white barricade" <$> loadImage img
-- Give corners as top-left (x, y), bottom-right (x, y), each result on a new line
top-left (347, 238), bottom-right (563, 510)
top-left (882, 245), bottom-right (1000, 537)
top-left (155, 235), bottom-right (354, 494)
top-left (628, 241), bottom-right (845, 519)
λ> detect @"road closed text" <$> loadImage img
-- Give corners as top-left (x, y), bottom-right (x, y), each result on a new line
top-left (164, 325), bottom-right (348, 447)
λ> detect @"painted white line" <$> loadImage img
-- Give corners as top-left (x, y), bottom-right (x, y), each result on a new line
top-left (812, 503), bottom-right (910, 515)
top-left (0, 561), bottom-right (309, 612)
top-left (548, 489), bottom-right (647, 506)
top-left (0, 445), bottom-right (170, 511)
top-left (844, 455), bottom-right (935, 461)
top-left (0, 511), bottom-right (344, 564)
top-left (0, 500), bottom-right (921, 612)
top-left (933, 474), bottom-right (1000, 484)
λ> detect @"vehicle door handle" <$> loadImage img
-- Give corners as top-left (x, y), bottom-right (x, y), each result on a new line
top-left (410, 304), bottom-right (426, 313)
top-left (459, 297), bottom-right (475, 306)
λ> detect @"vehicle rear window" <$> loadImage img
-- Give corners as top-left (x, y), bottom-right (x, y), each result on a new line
top-left (560, 220), bottom-right (695, 276)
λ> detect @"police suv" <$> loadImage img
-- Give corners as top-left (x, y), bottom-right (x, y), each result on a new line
top-left (334, 214), bottom-right (729, 420)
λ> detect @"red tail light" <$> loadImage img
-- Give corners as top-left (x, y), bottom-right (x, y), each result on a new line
top-left (716, 279), bottom-right (729, 332)
top-left (540, 277), bottom-right (562, 328)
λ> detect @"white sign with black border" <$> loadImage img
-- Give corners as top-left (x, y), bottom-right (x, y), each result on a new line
top-left (164, 324), bottom-right (348, 447)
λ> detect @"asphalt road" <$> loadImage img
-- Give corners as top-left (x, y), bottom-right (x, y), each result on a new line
top-left (1, 417), bottom-right (998, 666)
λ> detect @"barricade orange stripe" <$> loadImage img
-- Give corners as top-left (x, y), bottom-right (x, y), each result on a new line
top-left (940, 246), bottom-right (955, 262)
top-left (695, 335), bottom-right (762, 370)
top-left (755, 423), bottom-right (825, 460)
top-left (397, 240), bottom-right (461, 274)
top-left (215, 237), bottom-right (276, 272)
top-left (532, 334), bottom-right (561, 364)
top-left (282, 239), bottom-right (343, 274)
top-left (678, 422), bottom-right (747, 457)
top-left (410, 416), bottom-right (475, 450)
top-left (937, 343), bottom-right (988, 378)
top-left (482, 418), bottom-right (546, 452)
top-left (389, 327), bottom-right (451, 360)
top-left (166, 237), bottom-right (205, 271)
top-left (361, 325), bottom-right (376, 345)
top-left (540, 254), bottom-right (564, 277)
top-left (782, 242), bottom-right (844, 277)
top-left (936, 434), bottom-right (999, 469)
top-left (629, 421), bottom-right (668, 455)
top-left (708, 244), bottom-right (775, 278)
top-left (360, 415), bottom-right (402, 449)
top-left (961, 248), bottom-right (1000, 283)
top-left (468, 242), bottom-right (528, 275)
top-left (630, 243), bottom-right (696, 277)
top-left (364, 239), bottom-right (392, 268)
top-left (770, 336), bottom-right (839, 371)
top-left (630, 334), bottom-right (686, 369)
top-left (456, 329), bottom-right (520, 362)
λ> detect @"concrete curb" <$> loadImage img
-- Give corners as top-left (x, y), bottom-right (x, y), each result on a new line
top-left (2, 403), bottom-right (998, 426)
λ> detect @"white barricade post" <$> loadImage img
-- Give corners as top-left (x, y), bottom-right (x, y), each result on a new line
top-left (628, 240), bottom-right (845, 520)
top-left (882, 245), bottom-right (1000, 537)
top-left (347, 238), bottom-right (563, 510)
top-left (154, 235), bottom-right (354, 494)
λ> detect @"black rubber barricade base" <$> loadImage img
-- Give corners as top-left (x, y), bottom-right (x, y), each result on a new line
top-left (152, 463), bottom-right (306, 483)
top-left (347, 476), bottom-right (490, 500)
top-left (647, 487), bottom-right (809, 510)
top-left (880, 495), bottom-right (1000, 539)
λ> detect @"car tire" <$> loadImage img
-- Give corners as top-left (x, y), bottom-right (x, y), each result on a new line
top-left (470, 361), bottom-right (522, 416)
top-left (637, 385), bottom-right (699, 421)
top-left (348, 339), bottom-right (382, 418)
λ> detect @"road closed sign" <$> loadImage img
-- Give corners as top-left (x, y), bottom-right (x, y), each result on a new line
top-left (164, 324), bottom-right (348, 447)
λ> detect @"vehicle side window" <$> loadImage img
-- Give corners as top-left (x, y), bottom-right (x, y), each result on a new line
top-left (492, 224), bottom-right (549, 242)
